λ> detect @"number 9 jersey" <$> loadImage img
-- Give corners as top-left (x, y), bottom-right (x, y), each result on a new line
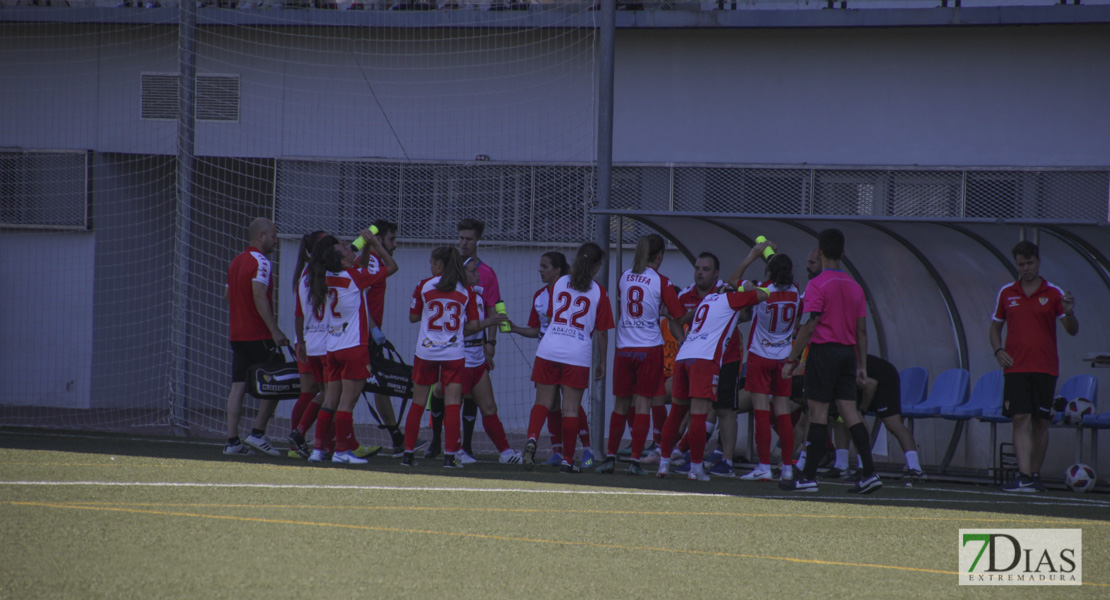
top-left (535, 275), bottom-right (615, 368)
top-left (411, 276), bottom-right (481, 362)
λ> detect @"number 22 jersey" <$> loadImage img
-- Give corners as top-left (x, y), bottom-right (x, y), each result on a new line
top-left (535, 275), bottom-right (615, 369)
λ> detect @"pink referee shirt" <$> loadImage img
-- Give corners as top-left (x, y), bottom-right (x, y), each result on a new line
top-left (802, 269), bottom-right (866, 346)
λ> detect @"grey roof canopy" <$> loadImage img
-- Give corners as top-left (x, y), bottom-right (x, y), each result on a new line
top-left (596, 210), bottom-right (1110, 389)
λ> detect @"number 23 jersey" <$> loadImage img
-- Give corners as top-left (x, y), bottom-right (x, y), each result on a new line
top-left (411, 276), bottom-right (481, 362)
top-left (535, 275), bottom-right (615, 369)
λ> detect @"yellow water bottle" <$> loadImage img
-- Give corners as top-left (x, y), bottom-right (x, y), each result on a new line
top-left (494, 301), bottom-right (511, 333)
top-left (351, 224), bottom-right (379, 252)
top-left (755, 235), bottom-right (775, 261)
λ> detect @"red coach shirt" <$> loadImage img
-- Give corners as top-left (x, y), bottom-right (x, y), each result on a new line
top-left (227, 246), bottom-right (273, 341)
top-left (992, 279), bottom-right (1067, 376)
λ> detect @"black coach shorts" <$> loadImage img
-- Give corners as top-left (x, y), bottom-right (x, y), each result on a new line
top-left (230, 339), bottom-right (277, 383)
top-left (802, 343), bottom-right (857, 404)
top-left (714, 360), bottom-right (742, 411)
top-left (1003, 372), bottom-right (1057, 421)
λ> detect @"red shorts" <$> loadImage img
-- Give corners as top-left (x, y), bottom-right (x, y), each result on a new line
top-left (298, 355), bottom-right (326, 384)
top-left (745, 352), bottom-right (792, 397)
top-left (412, 356), bottom-right (466, 387)
top-left (612, 346), bottom-right (666, 397)
top-left (531, 356), bottom-right (590, 390)
top-left (671, 358), bottom-right (719, 401)
top-left (325, 346), bottom-right (370, 382)
top-left (461, 363), bottom-right (489, 396)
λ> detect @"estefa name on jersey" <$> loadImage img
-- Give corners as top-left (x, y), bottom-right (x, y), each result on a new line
top-left (624, 273), bottom-right (654, 284)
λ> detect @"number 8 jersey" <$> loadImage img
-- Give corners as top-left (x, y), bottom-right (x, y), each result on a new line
top-left (535, 275), bottom-right (615, 368)
top-left (411, 276), bottom-right (481, 362)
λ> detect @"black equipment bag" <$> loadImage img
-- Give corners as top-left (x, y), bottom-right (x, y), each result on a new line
top-left (365, 340), bottom-right (414, 400)
top-left (247, 345), bottom-right (302, 401)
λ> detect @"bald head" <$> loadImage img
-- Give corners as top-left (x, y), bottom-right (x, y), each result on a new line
top-left (249, 218), bottom-right (277, 253)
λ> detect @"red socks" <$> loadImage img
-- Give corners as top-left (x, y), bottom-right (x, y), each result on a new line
top-left (445, 404), bottom-right (461, 454)
top-left (527, 404), bottom-right (548, 441)
top-left (561, 415), bottom-right (579, 464)
top-left (335, 410), bottom-right (354, 453)
top-left (314, 408), bottom-right (334, 451)
top-left (607, 412), bottom-right (628, 456)
top-left (777, 412), bottom-right (795, 466)
top-left (295, 401), bottom-right (322, 435)
top-left (630, 413), bottom-right (650, 459)
top-left (754, 409), bottom-right (772, 465)
top-left (404, 403), bottom-right (425, 452)
top-left (482, 414), bottom-right (510, 453)
top-left (688, 412), bottom-right (707, 465)
top-left (659, 402), bottom-right (688, 457)
top-left (651, 405), bottom-right (668, 445)
top-left (548, 408), bottom-right (563, 454)
top-left (290, 393), bottom-right (314, 432)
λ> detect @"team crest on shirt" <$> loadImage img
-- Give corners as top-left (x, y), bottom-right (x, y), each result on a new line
top-left (1039, 297), bottom-right (1048, 305)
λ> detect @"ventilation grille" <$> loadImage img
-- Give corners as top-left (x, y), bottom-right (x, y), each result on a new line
top-left (141, 73), bottom-right (240, 122)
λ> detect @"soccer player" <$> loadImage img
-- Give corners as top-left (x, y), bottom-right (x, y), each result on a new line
top-left (856, 354), bottom-right (926, 483)
top-left (455, 218), bottom-right (502, 463)
top-left (597, 234), bottom-right (688, 476)
top-left (223, 217), bottom-right (287, 457)
top-left (522, 242), bottom-right (614, 473)
top-left (401, 246), bottom-right (506, 468)
top-left (737, 249), bottom-right (800, 482)
top-left (361, 220), bottom-right (412, 458)
top-left (507, 252), bottom-right (593, 468)
top-left (288, 230), bottom-right (330, 459)
top-left (307, 231), bottom-right (395, 465)
top-left (453, 257), bottom-right (522, 464)
top-left (656, 279), bottom-right (768, 480)
top-left (780, 229), bottom-right (881, 494)
top-left (990, 240), bottom-right (1078, 492)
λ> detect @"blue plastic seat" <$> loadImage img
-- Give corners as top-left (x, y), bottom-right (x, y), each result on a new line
top-left (941, 370), bottom-right (1003, 420)
top-left (898, 367), bottom-right (929, 413)
top-left (903, 368), bottom-right (970, 419)
top-left (1052, 374), bottom-right (1099, 424)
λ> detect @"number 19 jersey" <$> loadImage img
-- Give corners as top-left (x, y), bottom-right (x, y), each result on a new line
top-left (536, 275), bottom-right (615, 368)
top-left (746, 281), bottom-right (800, 361)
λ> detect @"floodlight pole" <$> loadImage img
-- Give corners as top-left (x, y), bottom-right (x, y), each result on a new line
top-left (170, 0), bottom-right (198, 435)
top-left (591, 0), bottom-right (617, 460)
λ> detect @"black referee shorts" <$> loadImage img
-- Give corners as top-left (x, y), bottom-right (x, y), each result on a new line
top-left (802, 343), bottom-right (857, 404)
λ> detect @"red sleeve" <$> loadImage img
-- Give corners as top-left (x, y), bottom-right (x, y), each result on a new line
top-left (349, 266), bottom-right (386, 291)
top-left (1053, 288), bottom-right (1066, 318)
top-left (660, 276), bottom-right (686, 319)
top-left (726, 290), bottom-right (763, 310)
top-left (410, 282), bottom-right (424, 318)
top-left (991, 285), bottom-right (1008, 322)
top-left (294, 287), bottom-right (304, 318)
top-left (527, 304), bottom-right (541, 328)
top-left (595, 286), bottom-right (616, 331)
top-left (465, 288), bottom-right (481, 322)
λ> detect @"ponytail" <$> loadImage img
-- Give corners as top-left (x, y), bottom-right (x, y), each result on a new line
top-left (570, 242), bottom-right (604, 292)
top-left (293, 230), bottom-right (326, 294)
top-left (767, 253), bottom-right (794, 289)
top-left (308, 236), bottom-right (342, 313)
top-left (432, 246), bottom-right (467, 292)
top-left (631, 233), bottom-right (665, 274)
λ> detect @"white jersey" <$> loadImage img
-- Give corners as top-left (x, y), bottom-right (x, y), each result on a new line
top-left (410, 276), bottom-right (480, 362)
top-left (325, 267), bottom-right (385, 353)
top-left (528, 285), bottom-right (554, 340)
top-left (462, 285), bottom-right (488, 368)
top-left (746, 281), bottom-right (801, 361)
top-left (536, 275), bottom-right (616, 369)
top-left (295, 267), bottom-right (329, 357)
top-left (615, 267), bottom-right (686, 349)
top-left (676, 290), bottom-right (763, 365)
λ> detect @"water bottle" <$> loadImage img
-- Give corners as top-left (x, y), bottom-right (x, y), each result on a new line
top-left (351, 224), bottom-right (380, 252)
top-left (754, 235), bottom-right (775, 261)
top-left (494, 301), bottom-right (511, 333)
